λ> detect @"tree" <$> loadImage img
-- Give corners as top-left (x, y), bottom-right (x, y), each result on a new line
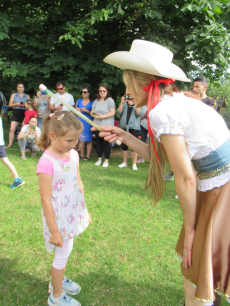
top-left (207, 80), bottom-right (230, 128)
top-left (0, 0), bottom-right (230, 102)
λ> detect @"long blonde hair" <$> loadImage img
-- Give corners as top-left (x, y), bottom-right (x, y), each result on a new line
top-left (123, 70), bottom-right (179, 204)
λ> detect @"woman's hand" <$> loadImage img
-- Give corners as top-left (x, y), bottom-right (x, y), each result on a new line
top-left (80, 107), bottom-right (88, 113)
top-left (183, 228), bottom-right (195, 268)
top-left (50, 231), bottom-right (64, 248)
top-left (121, 96), bottom-right (126, 104)
top-left (94, 114), bottom-right (103, 120)
top-left (28, 128), bottom-right (35, 135)
top-left (91, 126), bottom-right (126, 143)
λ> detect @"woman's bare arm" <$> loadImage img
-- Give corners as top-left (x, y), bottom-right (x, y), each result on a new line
top-left (161, 134), bottom-right (196, 268)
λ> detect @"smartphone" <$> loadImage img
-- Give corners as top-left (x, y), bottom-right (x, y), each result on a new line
top-left (92, 112), bottom-right (99, 116)
top-left (40, 91), bottom-right (47, 95)
top-left (31, 125), bottom-right (36, 131)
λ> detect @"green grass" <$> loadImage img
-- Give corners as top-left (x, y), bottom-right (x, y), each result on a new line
top-left (0, 121), bottom-right (228, 306)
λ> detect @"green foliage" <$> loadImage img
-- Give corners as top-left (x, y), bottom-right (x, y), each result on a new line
top-left (207, 81), bottom-right (230, 128)
top-left (0, 0), bottom-right (230, 101)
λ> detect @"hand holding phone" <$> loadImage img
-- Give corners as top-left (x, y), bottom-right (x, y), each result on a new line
top-left (31, 125), bottom-right (36, 131)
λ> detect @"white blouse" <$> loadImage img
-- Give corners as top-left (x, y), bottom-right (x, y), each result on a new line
top-left (149, 92), bottom-right (230, 191)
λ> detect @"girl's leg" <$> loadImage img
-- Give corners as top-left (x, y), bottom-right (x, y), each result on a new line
top-left (1, 157), bottom-right (19, 179)
top-left (86, 141), bottom-right (92, 159)
top-left (183, 277), bottom-right (213, 306)
top-left (52, 239), bottom-right (74, 298)
top-left (51, 267), bottom-right (65, 298)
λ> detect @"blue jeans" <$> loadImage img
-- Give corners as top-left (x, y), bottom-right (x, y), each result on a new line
top-left (37, 118), bottom-right (43, 131)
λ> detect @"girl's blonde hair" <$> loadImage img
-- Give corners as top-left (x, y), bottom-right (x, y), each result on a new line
top-left (26, 99), bottom-right (38, 115)
top-left (123, 70), bottom-right (179, 205)
top-left (38, 111), bottom-right (83, 150)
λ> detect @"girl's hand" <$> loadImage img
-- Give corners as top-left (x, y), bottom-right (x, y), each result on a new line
top-left (183, 228), bottom-right (195, 268)
top-left (91, 126), bottom-right (126, 143)
top-left (88, 213), bottom-right (92, 224)
top-left (50, 231), bottom-right (64, 248)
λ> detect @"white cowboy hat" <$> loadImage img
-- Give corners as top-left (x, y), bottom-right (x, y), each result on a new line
top-left (103, 39), bottom-right (191, 82)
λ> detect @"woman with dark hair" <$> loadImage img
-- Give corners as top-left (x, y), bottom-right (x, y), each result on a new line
top-left (76, 87), bottom-right (94, 160)
top-left (91, 84), bottom-right (115, 167)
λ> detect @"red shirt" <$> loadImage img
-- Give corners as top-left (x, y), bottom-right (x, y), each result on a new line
top-left (24, 110), bottom-right (38, 125)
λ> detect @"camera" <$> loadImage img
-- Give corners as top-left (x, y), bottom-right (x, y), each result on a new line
top-left (124, 95), bottom-right (132, 100)
top-left (20, 101), bottom-right (24, 105)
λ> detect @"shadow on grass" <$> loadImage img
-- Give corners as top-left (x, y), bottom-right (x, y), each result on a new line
top-left (0, 257), bottom-right (185, 306)
top-left (0, 257), bottom-right (48, 306)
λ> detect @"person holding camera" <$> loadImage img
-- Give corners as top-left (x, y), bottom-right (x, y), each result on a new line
top-left (35, 90), bottom-right (51, 130)
top-left (18, 116), bottom-right (41, 160)
top-left (5, 82), bottom-right (30, 148)
top-left (117, 90), bottom-right (142, 170)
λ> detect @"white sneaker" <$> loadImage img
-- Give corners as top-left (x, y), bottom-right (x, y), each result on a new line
top-left (132, 164), bottom-right (138, 170)
top-left (102, 161), bottom-right (109, 167)
top-left (95, 159), bottom-right (102, 166)
top-left (118, 162), bottom-right (127, 168)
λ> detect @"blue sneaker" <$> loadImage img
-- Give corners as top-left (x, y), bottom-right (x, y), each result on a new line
top-left (49, 276), bottom-right (81, 296)
top-left (9, 178), bottom-right (25, 189)
top-left (48, 292), bottom-right (81, 306)
top-left (163, 172), bottom-right (174, 180)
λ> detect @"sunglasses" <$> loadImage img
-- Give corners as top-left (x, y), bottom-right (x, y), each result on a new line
top-left (99, 90), bottom-right (106, 93)
top-left (82, 91), bottom-right (88, 94)
top-left (57, 88), bottom-right (64, 91)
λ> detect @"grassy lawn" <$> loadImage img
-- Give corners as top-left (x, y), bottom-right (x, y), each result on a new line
top-left (0, 121), bottom-right (228, 306)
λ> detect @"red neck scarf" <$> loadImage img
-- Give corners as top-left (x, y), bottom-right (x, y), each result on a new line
top-left (143, 79), bottom-right (175, 163)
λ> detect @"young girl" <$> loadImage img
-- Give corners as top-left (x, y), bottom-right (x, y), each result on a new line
top-left (22, 99), bottom-right (38, 126)
top-left (37, 111), bottom-right (91, 306)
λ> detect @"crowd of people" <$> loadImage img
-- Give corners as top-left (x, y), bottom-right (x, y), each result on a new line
top-left (0, 81), bottom-right (150, 170)
top-left (1, 39), bottom-right (229, 306)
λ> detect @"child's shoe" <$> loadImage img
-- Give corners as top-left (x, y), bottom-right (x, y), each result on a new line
top-left (49, 276), bottom-right (81, 296)
top-left (48, 292), bottom-right (81, 306)
top-left (9, 178), bottom-right (25, 189)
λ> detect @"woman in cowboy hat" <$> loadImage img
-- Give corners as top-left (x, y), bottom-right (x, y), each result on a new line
top-left (94, 40), bottom-right (230, 306)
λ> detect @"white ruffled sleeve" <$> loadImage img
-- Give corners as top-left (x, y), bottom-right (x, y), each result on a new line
top-left (149, 95), bottom-right (188, 142)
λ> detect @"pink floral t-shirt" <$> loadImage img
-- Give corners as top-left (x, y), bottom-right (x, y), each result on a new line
top-left (37, 149), bottom-right (89, 252)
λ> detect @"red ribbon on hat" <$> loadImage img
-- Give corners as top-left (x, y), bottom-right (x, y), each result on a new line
top-left (143, 79), bottom-right (175, 163)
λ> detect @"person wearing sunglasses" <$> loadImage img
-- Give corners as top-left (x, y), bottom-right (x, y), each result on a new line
top-left (76, 87), bottom-right (94, 161)
top-left (49, 81), bottom-right (74, 112)
top-left (91, 84), bottom-right (115, 167)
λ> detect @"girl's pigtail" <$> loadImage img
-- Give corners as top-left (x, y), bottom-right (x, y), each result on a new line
top-left (37, 114), bottom-right (52, 150)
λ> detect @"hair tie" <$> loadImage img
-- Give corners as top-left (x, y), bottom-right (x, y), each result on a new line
top-left (33, 103), bottom-right (35, 106)
top-left (143, 79), bottom-right (175, 163)
top-left (49, 113), bottom-right (54, 118)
